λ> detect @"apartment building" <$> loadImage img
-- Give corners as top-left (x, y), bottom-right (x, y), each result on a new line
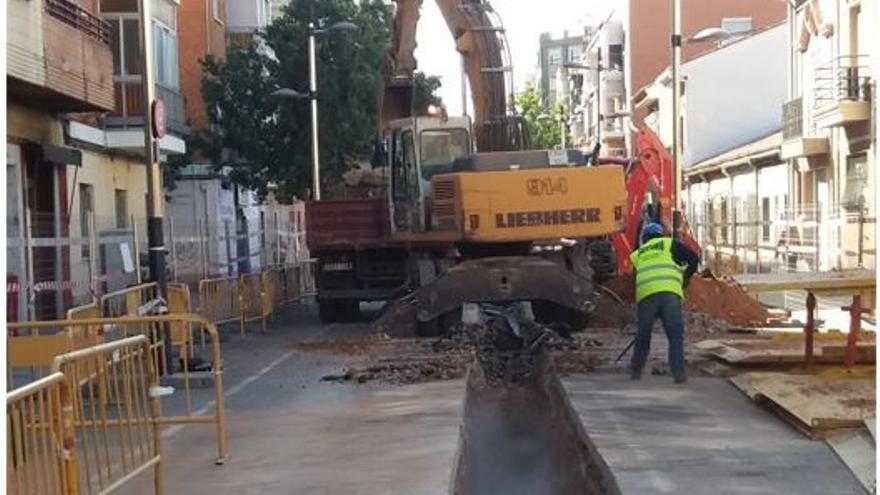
top-left (7, 0), bottom-right (188, 321)
top-left (567, 0), bottom-right (785, 156)
top-left (226, 0), bottom-right (273, 47)
top-left (537, 30), bottom-right (588, 110)
top-left (179, 0), bottom-right (227, 131)
top-left (780, 0), bottom-right (877, 270)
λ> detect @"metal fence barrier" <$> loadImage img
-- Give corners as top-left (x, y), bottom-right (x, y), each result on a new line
top-left (191, 261), bottom-right (316, 336)
top-left (239, 273), bottom-right (267, 335)
top-left (198, 276), bottom-right (241, 330)
top-left (100, 282), bottom-right (161, 318)
top-left (7, 372), bottom-right (73, 494)
top-left (51, 335), bottom-right (163, 494)
top-left (8, 314), bottom-right (228, 466)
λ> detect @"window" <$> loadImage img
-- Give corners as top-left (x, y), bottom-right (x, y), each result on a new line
top-left (567, 45), bottom-right (582, 64)
top-left (761, 197), bottom-right (771, 242)
top-left (721, 17), bottom-right (752, 35)
top-left (608, 44), bottom-right (623, 70)
top-left (547, 47), bottom-right (562, 67)
top-left (212, 0), bottom-right (224, 22)
top-left (115, 189), bottom-right (128, 229)
top-left (153, 21), bottom-right (179, 89)
top-left (843, 154), bottom-right (868, 210)
top-left (419, 129), bottom-right (469, 180)
top-left (80, 184), bottom-right (94, 257)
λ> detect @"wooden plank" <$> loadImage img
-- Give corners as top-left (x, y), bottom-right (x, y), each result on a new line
top-left (826, 429), bottom-right (876, 493)
top-left (737, 269), bottom-right (875, 294)
top-left (731, 372), bottom-right (875, 438)
top-left (695, 338), bottom-right (875, 365)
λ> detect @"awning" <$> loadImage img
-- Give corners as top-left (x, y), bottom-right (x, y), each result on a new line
top-left (24, 143), bottom-right (82, 167)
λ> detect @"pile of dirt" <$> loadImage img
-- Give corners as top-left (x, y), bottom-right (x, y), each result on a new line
top-left (601, 274), bottom-right (771, 328)
top-left (321, 355), bottom-right (469, 385)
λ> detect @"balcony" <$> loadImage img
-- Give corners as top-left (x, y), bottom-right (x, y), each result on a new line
top-left (813, 55), bottom-right (872, 128)
top-left (103, 80), bottom-right (190, 136)
top-left (7, 0), bottom-right (115, 111)
top-left (780, 96), bottom-right (829, 160)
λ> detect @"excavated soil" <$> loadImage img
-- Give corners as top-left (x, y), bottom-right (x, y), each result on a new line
top-left (602, 274), bottom-right (772, 328)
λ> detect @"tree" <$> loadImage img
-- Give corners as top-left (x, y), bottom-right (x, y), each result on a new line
top-left (412, 71), bottom-right (443, 114)
top-left (514, 84), bottom-right (567, 150)
top-left (197, 0), bottom-right (392, 201)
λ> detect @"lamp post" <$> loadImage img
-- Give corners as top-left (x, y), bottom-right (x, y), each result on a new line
top-left (672, 18), bottom-right (746, 233)
top-left (136, 0), bottom-right (175, 372)
top-left (272, 20), bottom-right (358, 201)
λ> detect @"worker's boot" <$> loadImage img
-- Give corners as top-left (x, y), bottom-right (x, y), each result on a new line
top-left (629, 365), bottom-right (642, 380)
top-left (673, 372), bottom-right (687, 384)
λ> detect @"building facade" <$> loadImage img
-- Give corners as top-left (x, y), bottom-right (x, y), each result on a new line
top-left (537, 30), bottom-right (588, 110)
top-left (7, 0), bottom-right (187, 321)
top-left (226, 0), bottom-right (273, 47)
top-left (566, 1), bottom-right (784, 157)
top-left (780, 0), bottom-right (876, 271)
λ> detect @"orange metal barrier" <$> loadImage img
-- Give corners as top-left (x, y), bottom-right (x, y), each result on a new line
top-left (239, 273), bottom-right (267, 335)
top-left (9, 315), bottom-right (228, 466)
top-left (6, 373), bottom-right (74, 494)
top-left (168, 283), bottom-right (197, 358)
top-left (100, 283), bottom-right (161, 317)
top-left (51, 335), bottom-right (164, 494)
top-left (198, 276), bottom-right (241, 330)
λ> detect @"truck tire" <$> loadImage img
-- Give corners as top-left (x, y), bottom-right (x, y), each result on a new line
top-left (339, 299), bottom-right (361, 322)
top-left (588, 239), bottom-right (617, 283)
top-left (318, 299), bottom-right (337, 324)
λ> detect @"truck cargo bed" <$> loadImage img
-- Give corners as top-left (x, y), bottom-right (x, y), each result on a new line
top-left (306, 198), bottom-right (389, 250)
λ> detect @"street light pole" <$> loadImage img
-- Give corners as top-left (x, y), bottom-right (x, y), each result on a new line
top-left (308, 22), bottom-right (321, 200)
top-left (672, 0), bottom-right (683, 212)
top-left (596, 50), bottom-right (602, 151)
top-left (138, 0), bottom-right (173, 373)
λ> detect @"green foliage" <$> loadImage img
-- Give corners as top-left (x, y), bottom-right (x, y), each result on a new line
top-left (514, 84), bottom-right (568, 150)
top-left (198, 0), bottom-right (392, 201)
top-left (412, 71), bottom-right (443, 115)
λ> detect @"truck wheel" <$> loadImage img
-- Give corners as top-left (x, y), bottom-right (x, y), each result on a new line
top-left (416, 318), bottom-right (441, 337)
top-left (318, 299), bottom-right (337, 324)
top-left (340, 299), bottom-right (361, 322)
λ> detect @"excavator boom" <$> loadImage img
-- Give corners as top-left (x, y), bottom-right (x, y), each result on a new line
top-left (381, 0), bottom-right (528, 151)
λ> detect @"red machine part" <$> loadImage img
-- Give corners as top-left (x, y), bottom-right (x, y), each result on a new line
top-left (599, 126), bottom-right (701, 273)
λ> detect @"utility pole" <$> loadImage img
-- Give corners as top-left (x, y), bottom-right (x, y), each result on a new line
top-left (138, 0), bottom-right (172, 372)
top-left (308, 22), bottom-right (321, 200)
top-left (596, 50), bottom-right (603, 152)
top-left (671, 0), bottom-right (684, 238)
top-left (672, 0), bottom-right (683, 210)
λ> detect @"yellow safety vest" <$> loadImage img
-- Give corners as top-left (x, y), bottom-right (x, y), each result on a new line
top-left (629, 237), bottom-right (684, 302)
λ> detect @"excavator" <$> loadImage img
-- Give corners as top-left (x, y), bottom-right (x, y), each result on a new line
top-left (305, 0), bottom-right (699, 336)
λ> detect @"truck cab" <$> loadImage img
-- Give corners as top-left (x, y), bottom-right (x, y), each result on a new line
top-left (383, 116), bottom-right (472, 233)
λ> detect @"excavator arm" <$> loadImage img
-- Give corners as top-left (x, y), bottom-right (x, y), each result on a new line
top-left (381, 0), bottom-right (528, 151)
top-left (600, 125), bottom-right (701, 273)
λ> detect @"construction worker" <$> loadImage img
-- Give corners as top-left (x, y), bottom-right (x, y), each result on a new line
top-left (629, 222), bottom-right (700, 383)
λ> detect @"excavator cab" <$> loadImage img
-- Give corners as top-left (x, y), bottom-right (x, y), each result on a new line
top-left (383, 116), bottom-right (473, 233)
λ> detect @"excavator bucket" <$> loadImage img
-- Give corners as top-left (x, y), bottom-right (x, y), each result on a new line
top-left (373, 256), bottom-right (596, 337)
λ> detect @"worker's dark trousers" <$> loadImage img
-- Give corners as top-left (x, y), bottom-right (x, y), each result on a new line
top-left (631, 292), bottom-right (685, 377)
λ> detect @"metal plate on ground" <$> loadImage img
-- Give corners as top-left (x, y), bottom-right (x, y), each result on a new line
top-left (730, 371), bottom-right (876, 439)
top-left (826, 428), bottom-right (876, 493)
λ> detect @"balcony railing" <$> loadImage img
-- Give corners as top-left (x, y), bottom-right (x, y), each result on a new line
top-left (105, 80), bottom-right (189, 135)
top-left (814, 55), bottom-right (871, 111)
top-left (782, 97), bottom-right (803, 140)
top-left (44, 0), bottom-right (111, 45)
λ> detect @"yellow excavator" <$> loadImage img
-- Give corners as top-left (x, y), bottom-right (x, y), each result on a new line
top-left (306, 0), bottom-right (628, 335)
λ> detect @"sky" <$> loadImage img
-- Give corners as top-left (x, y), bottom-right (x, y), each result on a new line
top-left (414, 0), bottom-right (620, 116)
